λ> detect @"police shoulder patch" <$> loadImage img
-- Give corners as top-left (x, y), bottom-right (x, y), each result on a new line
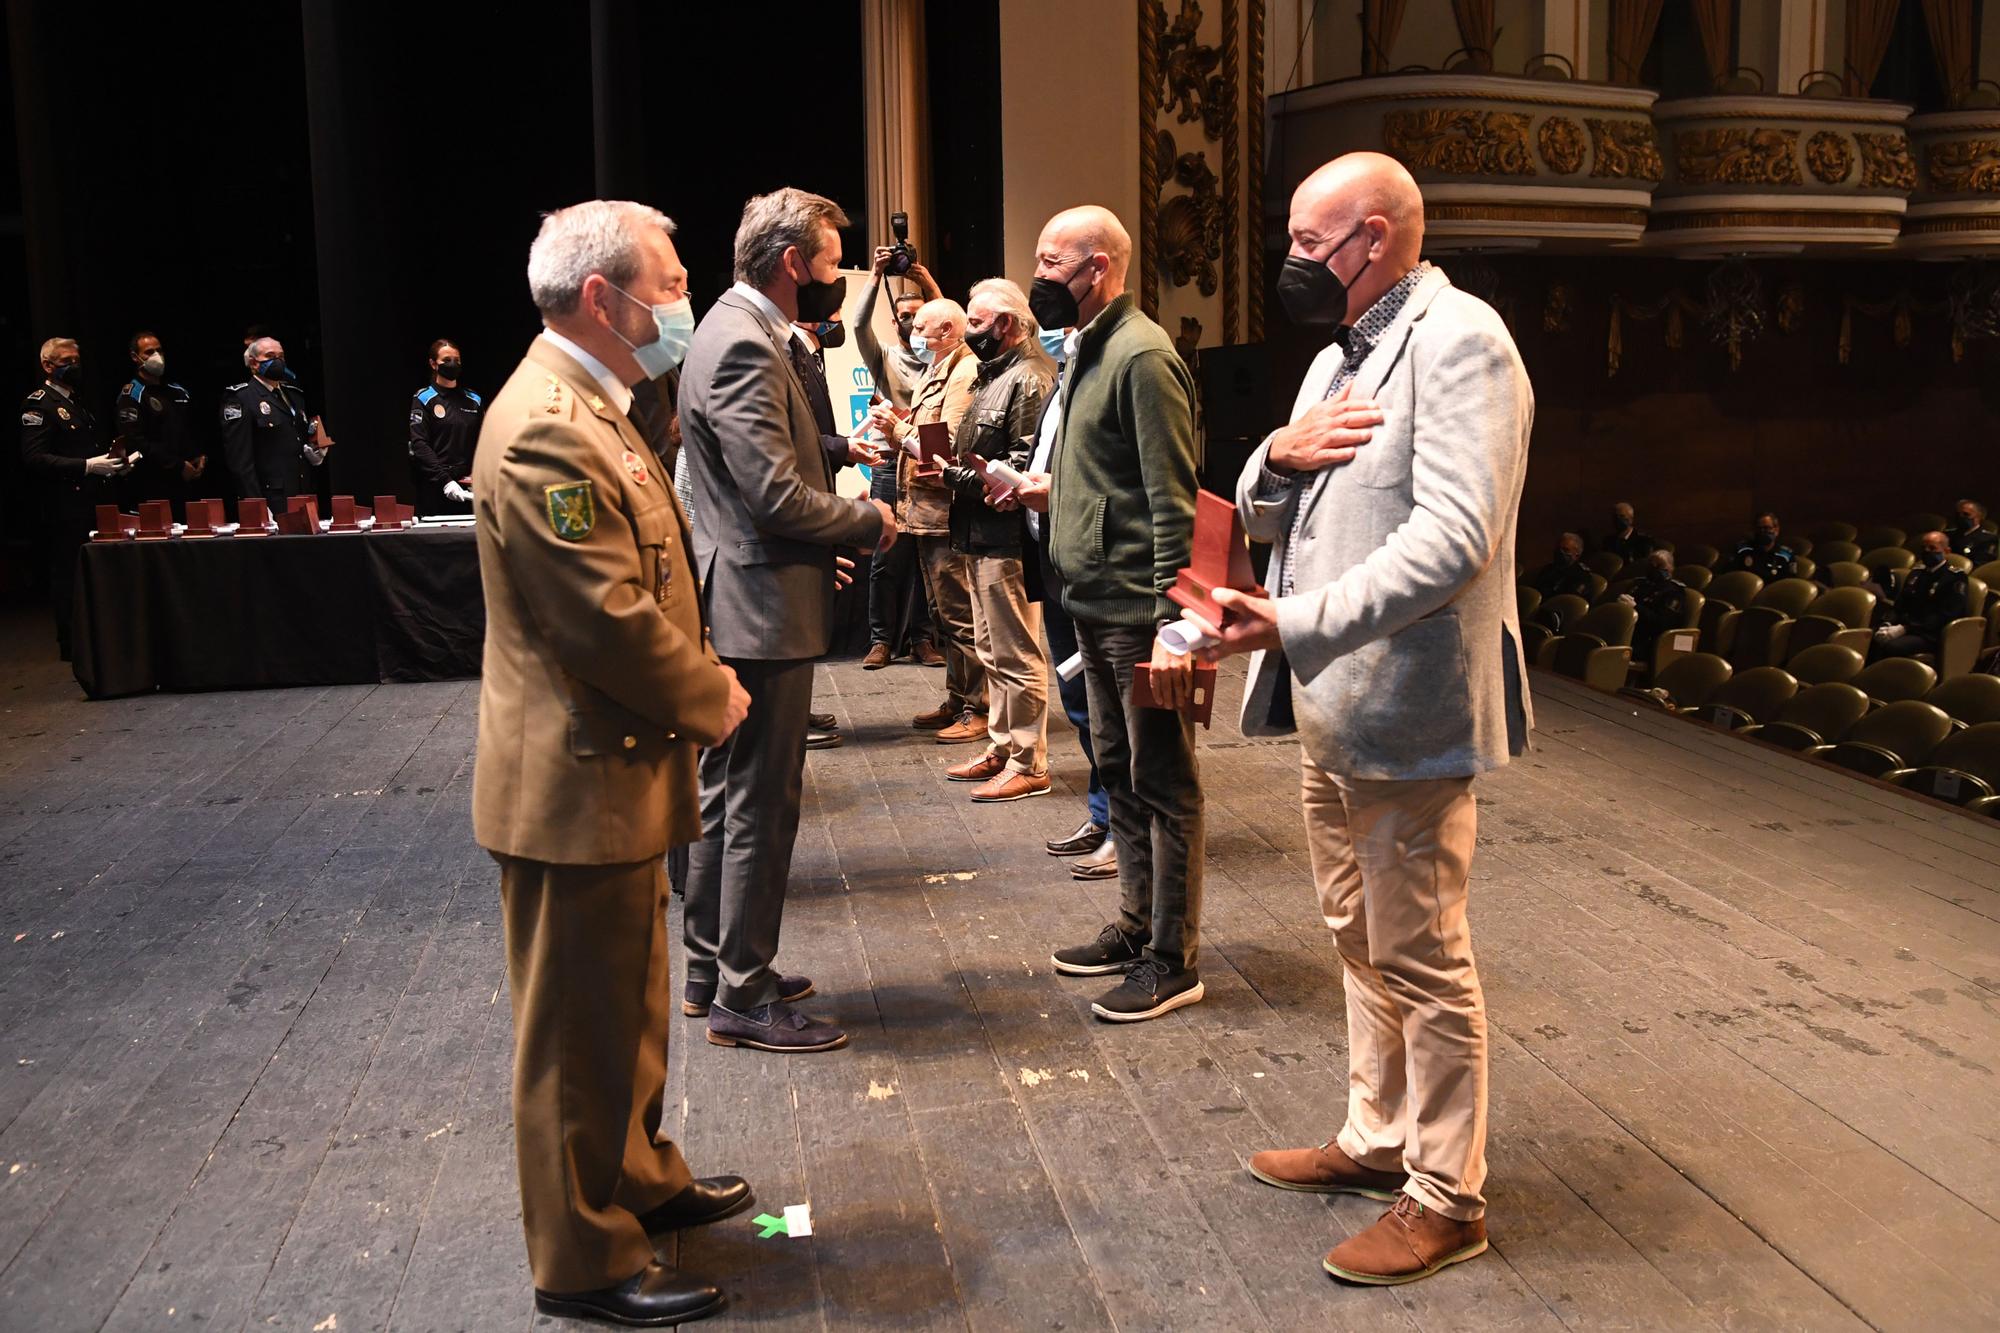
top-left (222, 403), bottom-right (243, 421)
top-left (544, 481), bottom-right (595, 541)
top-left (21, 411), bottom-right (43, 426)
top-left (27, 388), bottom-right (45, 401)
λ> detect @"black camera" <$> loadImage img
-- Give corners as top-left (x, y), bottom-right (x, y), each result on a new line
top-left (885, 211), bottom-right (918, 276)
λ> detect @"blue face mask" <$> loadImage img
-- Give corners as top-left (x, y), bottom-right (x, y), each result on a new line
top-left (610, 284), bottom-right (695, 379)
top-left (1038, 327), bottom-right (1068, 364)
top-left (910, 333), bottom-right (933, 365)
top-left (258, 356), bottom-right (295, 383)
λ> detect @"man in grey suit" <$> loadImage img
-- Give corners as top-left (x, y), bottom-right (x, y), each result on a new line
top-left (678, 187), bottom-right (896, 1053)
top-left (1190, 153), bottom-right (1532, 1286)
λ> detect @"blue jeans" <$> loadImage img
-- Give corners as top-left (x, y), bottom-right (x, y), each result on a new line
top-left (1039, 549), bottom-right (1108, 829)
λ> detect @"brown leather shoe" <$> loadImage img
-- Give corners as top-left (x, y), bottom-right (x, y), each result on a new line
top-left (946, 753), bottom-right (1007, 782)
top-left (971, 771), bottom-right (1053, 803)
top-left (862, 643), bottom-right (892, 670)
top-left (914, 641), bottom-right (946, 667)
top-left (1323, 1195), bottom-right (1488, 1286)
top-left (1070, 836), bottom-right (1118, 880)
top-left (912, 702), bottom-right (955, 730)
top-left (936, 712), bottom-right (989, 744)
top-left (1247, 1142), bottom-right (1406, 1200)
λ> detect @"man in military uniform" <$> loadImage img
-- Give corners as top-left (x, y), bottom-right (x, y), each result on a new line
top-left (221, 336), bottom-right (332, 511)
top-left (113, 331), bottom-right (203, 515)
top-left (1727, 512), bottom-right (1796, 583)
top-left (21, 337), bottom-right (129, 659)
top-left (474, 199), bottom-right (751, 1329)
top-left (408, 338), bottom-right (482, 513)
top-left (1950, 499), bottom-right (1996, 566)
top-left (1528, 532), bottom-right (1593, 600)
top-left (1873, 530), bottom-right (1970, 660)
top-left (1600, 501), bottom-right (1658, 566)
top-left (1619, 549), bottom-right (1689, 663)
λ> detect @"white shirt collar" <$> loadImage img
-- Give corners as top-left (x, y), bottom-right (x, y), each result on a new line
top-left (732, 282), bottom-right (793, 341)
top-left (45, 378), bottom-right (72, 400)
top-left (537, 327), bottom-right (632, 417)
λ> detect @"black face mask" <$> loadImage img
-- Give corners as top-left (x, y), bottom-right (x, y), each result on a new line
top-left (51, 362), bottom-right (80, 386)
top-left (895, 314), bottom-right (916, 345)
top-left (813, 320), bottom-right (846, 350)
top-left (1029, 256), bottom-right (1094, 332)
top-left (1277, 223), bottom-right (1373, 327)
top-left (437, 360), bottom-right (461, 380)
top-left (965, 320), bottom-right (1008, 362)
top-left (794, 269), bottom-right (846, 324)
top-left (1925, 549), bottom-right (1947, 566)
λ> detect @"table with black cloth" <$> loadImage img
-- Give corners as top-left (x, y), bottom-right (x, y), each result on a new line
top-left (71, 527), bottom-right (484, 698)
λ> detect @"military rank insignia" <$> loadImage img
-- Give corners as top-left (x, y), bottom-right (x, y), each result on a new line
top-left (544, 481), bottom-right (596, 541)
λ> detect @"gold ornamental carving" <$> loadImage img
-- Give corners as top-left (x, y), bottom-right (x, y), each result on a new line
top-left (1923, 139), bottom-right (2000, 193)
top-left (1673, 127), bottom-right (1801, 187)
top-left (1537, 117), bottom-right (1585, 175)
top-left (1854, 132), bottom-right (1917, 191)
top-left (1804, 131), bottom-right (1853, 185)
top-left (1583, 119), bottom-right (1663, 183)
top-left (1382, 108), bottom-right (1535, 177)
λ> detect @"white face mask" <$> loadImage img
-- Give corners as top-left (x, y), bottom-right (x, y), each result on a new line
top-left (909, 333), bottom-right (933, 365)
top-left (140, 352), bottom-right (165, 377)
top-left (609, 283), bottom-right (696, 379)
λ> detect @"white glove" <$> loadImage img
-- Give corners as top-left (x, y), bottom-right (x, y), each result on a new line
top-left (303, 444), bottom-right (328, 466)
top-left (84, 453), bottom-right (130, 478)
top-left (443, 481), bottom-right (472, 503)
top-left (1616, 593), bottom-right (1636, 606)
top-left (1875, 624), bottom-right (1905, 640)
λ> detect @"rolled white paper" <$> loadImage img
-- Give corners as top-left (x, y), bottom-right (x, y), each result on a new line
top-left (1158, 613), bottom-right (1218, 656)
top-left (982, 459), bottom-right (1027, 489)
top-left (1056, 651), bottom-right (1085, 682)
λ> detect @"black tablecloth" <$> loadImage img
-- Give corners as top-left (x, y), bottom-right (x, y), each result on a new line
top-left (72, 528), bottom-right (484, 698)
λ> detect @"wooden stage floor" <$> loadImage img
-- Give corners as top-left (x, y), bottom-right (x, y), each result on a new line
top-left (2, 608), bottom-right (1997, 1331)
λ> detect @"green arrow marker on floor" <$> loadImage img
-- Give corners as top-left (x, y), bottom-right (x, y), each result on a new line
top-left (752, 1212), bottom-right (789, 1239)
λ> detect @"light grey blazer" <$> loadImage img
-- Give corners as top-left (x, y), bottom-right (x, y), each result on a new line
top-left (679, 290), bottom-right (883, 661)
top-left (1235, 266), bottom-right (1534, 780)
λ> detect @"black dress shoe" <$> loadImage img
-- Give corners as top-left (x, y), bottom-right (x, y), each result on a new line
top-left (639, 1175), bottom-right (754, 1233)
top-left (1046, 818), bottom-right (1108, 856)
top-left (534, 1262), bottom-right (725, 1327)
top-left (809, 711), bottom-right (837, 729)
top-left (805, 726), bottom-right (844, 750)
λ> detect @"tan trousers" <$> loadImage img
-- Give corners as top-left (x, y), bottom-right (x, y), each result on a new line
top-left (1300, 755), bottom-right (1489, 1220)
top-left (917, 535), bottom-right (987, 715)
top-left (966, 555), bottom-right (1048, 774)
top-left (498, 854), bottom-right (692, 1293)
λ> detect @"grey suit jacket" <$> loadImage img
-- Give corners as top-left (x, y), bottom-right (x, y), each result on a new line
top-left (679, 289), bottom-right (883, 661)
top-left (1235, 267), bottom-right (1534, 780)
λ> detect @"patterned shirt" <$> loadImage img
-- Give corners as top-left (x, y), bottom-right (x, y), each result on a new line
top-left (1262, 262), bottom-right (1433, 596)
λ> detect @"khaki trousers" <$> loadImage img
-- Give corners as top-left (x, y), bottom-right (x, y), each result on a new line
top-left (965, 555), bottom-right (1048, 774)
top-left (498, 854), bottom-right (691, 1294)
top-left (917, 535), bottom-right (986, 715)
top-left (1299, 755), bottom-right (1488, 1220)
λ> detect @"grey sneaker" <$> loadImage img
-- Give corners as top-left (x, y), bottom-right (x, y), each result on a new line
top-left (1052, 923), bottom-right (1147, 976)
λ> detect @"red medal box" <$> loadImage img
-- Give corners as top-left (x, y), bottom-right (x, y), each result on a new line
top-left (1131, 662), bottom-right (1219, 728)
top-left (915, 420), bottom-right (953, 467)
top-left (1167, 490), bottom-right (1264, 627)
top-left (371, 495), bottom-right (415, 530)
top-left (328, 496), bottom-right (372, 531)
top-left (92, 506), bottom-right (137, 541)
top-left (236, 497), bottom-right (271, 533)
top-left (275, 496), bottom-right (320, 535)
top-left (135, 500), bottom-right (174, 540)
top-left (184, 499), bottom-right (225, 536)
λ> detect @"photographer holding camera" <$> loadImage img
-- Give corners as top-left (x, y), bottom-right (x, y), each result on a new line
top-left (855, 212), bottom-right (946, 671)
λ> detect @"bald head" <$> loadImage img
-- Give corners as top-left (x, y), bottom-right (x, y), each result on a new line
top-left (1285, 152), bottom-right (1425, 327)
top-left (1034, 205), bottom-right (1132, 325)
top-left (913, 298), bottom-right (965, 360)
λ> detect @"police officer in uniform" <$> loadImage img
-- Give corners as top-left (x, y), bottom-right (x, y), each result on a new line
top-left (1873, 531), bottom-right (1970, 660)
top-left (1949, 499), bottom-right (1996, 566)
top-left (1619, 549), bottom-right (1689, 663)
top-left (407, 338), bottom-right (482, 513)
top-left (221, 335), bottom-right (332, 511)
top-left (113, 330), bottom-right (203, 515)
top-left (1727, 512), bottom-right (1797, 583)
top-left (1528, 532), bottom-right (1594, 600)
top-left (20, 337), bottom-right (130, 658)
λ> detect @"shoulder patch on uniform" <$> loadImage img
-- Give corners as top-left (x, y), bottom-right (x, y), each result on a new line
top-left (222, 403), bottom-right (243, 421)
top-left (21, 411), bottom-right (43, 427)
top-left (544, 481), bottom-right (595, 541)
top-left (417, 386), bottom-right (438, 405)
top-left (127, 381), bottom-right (144, 402)
top-left (465, 389), bottom-right (482, 405)
top-left (27, 388), bottom-right (45, 401)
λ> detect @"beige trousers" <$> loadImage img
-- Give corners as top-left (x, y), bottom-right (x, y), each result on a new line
top-left (965, 555), bottom-right (1048, 774)
top-left (918, 536), bottom-right (986, 715)
top-left (1300, 755), bottom-right (1489, 1220)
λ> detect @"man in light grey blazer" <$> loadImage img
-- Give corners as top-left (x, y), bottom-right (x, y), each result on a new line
top-left (1191, 153), bottom-right (1532, 1286)
top-left (678, 187), bottom-right (895, 1053)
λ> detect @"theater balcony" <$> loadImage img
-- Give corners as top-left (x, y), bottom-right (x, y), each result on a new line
top-left (1267, 71), bottom-right (1663, 252)
top-left (1644, 92), bottom-right (1917, 256)
top-left (1902, 97), bottom-right (2000, 257)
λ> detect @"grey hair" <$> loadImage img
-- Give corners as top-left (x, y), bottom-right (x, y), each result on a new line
top-left (733, 188), bottom-right (849, 288)
top-left (968, 278), bottom-right (1038, 336)
top-left (527, 200), bottom-right (676, 317)
top-left (1958, 497), bottom-right (1987, 521)
top-left (1647, 548), bottom-right (1674, 573)
top-left (244, 337), bottom-right (281, 368)
top-left (39, 337), bottom-right (77, 362)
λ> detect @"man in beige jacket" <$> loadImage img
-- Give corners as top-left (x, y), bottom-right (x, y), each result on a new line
top-left (474, 200), bottom-right (751, 1327)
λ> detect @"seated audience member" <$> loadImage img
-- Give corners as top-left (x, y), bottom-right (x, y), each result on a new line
top-left (1727, 512), bottom-right (1796, 583)
top-left (1950, 498), bottom-right (1996, 565)
top-left (1619, 549), bottom-right (1687, 663)
top-left (1872, 531), bottom-right (1969, 660)
top-left (1600, 501), bottom-right (1658, 565)
top-left (1529, 532), bottom-right (1593, 600)
top-left (1860, 564), bottom-right (1903, 624)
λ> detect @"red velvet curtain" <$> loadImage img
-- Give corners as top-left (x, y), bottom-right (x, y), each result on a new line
top-left (1918, 0), bottom-right (1976, 104)
top-left (1608, 0), bottom-right (1666, 85)
top-left (1844, 0), bottom-right (1901, 95)
top-left (1361, 0), bottom-right (1409, 75)
top-left (1690, 0), bottom-right (1734, 88)
top-left (1450, 0), bottom-right (1495, 71)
